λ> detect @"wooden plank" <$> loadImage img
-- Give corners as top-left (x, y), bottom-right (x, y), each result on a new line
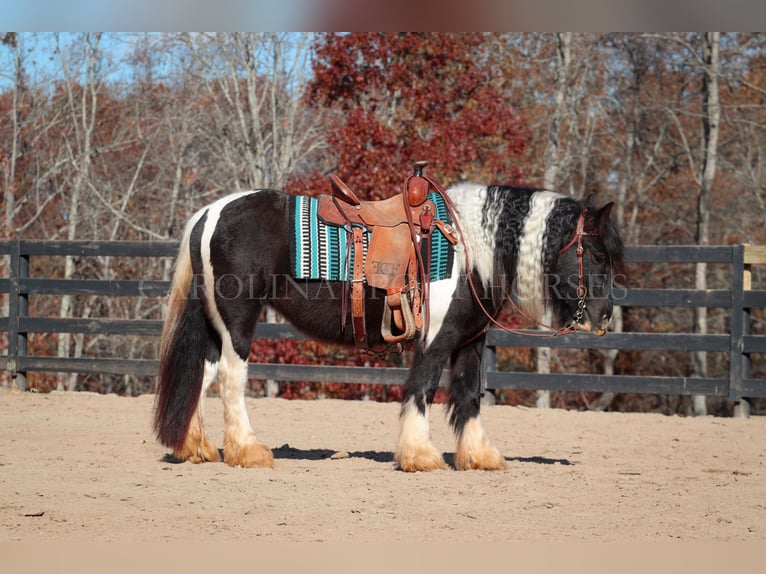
top-left (247, 363), bottom-right (450, 386)
top-left (0, 278), bottom-right (10, 294)
top-left (0, 240), bottom-right (14, 255)
top-left (16, 357), bottom-right (427, 386)
top-left (618, 288), bottom-right (730, 308)
top-left (19, 317), bottom-right (164, 336)
top-left (255, 323), bottom-right (309, 340)
top-left (20, 278), bottom-right (170, 297)
top-left (742, 379), bottom-right (766, 398)
top-left (485, 372), bottom-right (729, 396)
top-left (247, 364), bottom-right (412, 385)
top-left (17, 240), bottom-right (179, 258)
top-left (625, 245), bottom-right (734, 263)
top-left (486, 330), bottom-right (730, 352)
top-left (13, 318), bottom-right (304, 338)
top-left (743, 335), bottom-right (766, 354)
top-left (18, 356), bottom-right (159, 377)
top-left (744, 244), bottom-right (766, 265)
top-left (743, 290), bottom-right (766, 308)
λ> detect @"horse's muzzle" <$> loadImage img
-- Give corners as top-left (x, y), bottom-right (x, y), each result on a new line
top-left (593, 324), bottom-right (608, 337)
top-left (572, 315), bottom-right (610, 337)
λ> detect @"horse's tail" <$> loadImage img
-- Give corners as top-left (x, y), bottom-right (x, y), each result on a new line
top-left (154, 218), bottom-right (209, 449)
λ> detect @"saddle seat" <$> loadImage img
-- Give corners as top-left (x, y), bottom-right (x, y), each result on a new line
top-left (319, 180), bottom-right (427, 228)
top-left (317, 165), bottom-right (456, 352)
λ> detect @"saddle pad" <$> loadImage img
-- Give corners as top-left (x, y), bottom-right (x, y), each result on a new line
top-left (289, 193), bottom-right (453, 282)
top-left (290, 195), bottom-right (366, 281)
top-left (427, 190), bottom-right (454, 282)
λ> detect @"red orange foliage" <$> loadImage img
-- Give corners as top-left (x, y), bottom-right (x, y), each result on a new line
top-left (289, 32), bottom-right (529, 198)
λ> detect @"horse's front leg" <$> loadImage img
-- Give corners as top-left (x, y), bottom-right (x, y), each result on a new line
top-left (217, 306), bottom-right (274, 468)
top-left (449, 336), bottom-right (506, 471)
top-left (219, 342), bottom-right (274, 468)
top-left (395, 348), bottom-right (448, 472)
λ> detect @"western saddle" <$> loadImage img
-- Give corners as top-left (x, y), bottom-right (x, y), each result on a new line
top-left (317, 162), bottom-right (457, 352)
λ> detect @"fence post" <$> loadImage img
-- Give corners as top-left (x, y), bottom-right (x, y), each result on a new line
top-left (480, 342), bottom-right (497, 405)
top-left (7, 239), bottom-right (29, 391)
top-left (730, 244), bottom-right (748, 417)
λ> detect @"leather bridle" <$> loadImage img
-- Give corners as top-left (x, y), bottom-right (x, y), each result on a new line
top-left (557, 209), bottom-right (602, 328)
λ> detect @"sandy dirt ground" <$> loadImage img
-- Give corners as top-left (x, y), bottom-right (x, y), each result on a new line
top-left (1, 388), bottom-right (765, 543)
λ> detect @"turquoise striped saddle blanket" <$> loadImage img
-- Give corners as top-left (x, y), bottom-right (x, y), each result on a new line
top-left (289, 192), bottom-right (454, 283)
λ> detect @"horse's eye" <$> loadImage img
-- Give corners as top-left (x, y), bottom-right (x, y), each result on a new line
top-left (591, 251), bottom-right (607, 265)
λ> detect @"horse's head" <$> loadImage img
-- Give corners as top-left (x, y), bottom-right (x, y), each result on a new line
top-left (547, 196), bottom-right (626, 336)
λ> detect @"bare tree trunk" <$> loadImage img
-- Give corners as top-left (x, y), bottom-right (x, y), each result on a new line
top-left (693, 32), bottom-right (720, 416)
top-left (543, 33), bottom-right (571, 191)
top-left (2, 34), bottom-right (21, 235)
top-left (537, 32), bottom-right (572, 409)
top-left (54, 33), bottom-right (102, 391)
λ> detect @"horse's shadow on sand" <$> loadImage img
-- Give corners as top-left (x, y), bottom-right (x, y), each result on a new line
top-left (273, 445), bottom-right (574, 467)
top-left (273, 444), bottom-right (392, 463)
top-left (162, 445), bottom-right (573, 467)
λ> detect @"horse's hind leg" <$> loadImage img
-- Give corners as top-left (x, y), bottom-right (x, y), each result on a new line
top-left (449, 336), bottom-right (506, 470)
top-left (174, 338), bottom-right (222, 463)
top-left (395, 350), bottom-right (448, 472)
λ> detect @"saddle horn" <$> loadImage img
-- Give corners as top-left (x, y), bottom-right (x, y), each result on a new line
top-left (406, 161), bottom-right (430, 207)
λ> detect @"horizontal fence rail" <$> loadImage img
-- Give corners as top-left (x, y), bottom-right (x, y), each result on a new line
top-left (1, 240), bottom-right (765, 401)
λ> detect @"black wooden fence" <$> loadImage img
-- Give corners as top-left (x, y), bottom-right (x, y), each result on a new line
top-left (2, 240), bottom-right (765, 403)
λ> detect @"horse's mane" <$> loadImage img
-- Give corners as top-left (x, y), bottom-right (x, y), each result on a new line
top-left (447, 183), bottom-right (626, 289)
top-left (601, 214), bottom-right (627, 285)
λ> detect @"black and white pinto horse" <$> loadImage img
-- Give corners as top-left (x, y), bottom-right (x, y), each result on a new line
top-left (154, 183), bottom-right (624, 471)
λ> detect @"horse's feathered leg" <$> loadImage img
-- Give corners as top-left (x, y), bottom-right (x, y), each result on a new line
top-left (218, 328), bottom-right (274, 468)
top-left (448, 335), bottom-right (506, 471)
top-left (394, 347), bottom-right (448, 471)
top-left (172, 357), bottom-right (222, 463)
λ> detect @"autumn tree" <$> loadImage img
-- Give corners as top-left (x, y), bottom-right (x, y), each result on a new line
top-left (291, 32), bottom-right (529, 198)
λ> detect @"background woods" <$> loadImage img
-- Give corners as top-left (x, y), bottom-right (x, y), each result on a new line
top-left (1, 32), bottom-right (764, 412)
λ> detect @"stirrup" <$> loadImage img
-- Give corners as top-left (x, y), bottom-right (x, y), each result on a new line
top-left (381, 293), bottom-right (418, 343)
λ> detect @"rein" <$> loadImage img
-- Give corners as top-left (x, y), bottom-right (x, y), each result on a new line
top-left (449, 206), bottom-right (600, 347)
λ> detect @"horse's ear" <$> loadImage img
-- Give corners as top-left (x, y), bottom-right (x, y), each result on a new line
top-left (583, 192), bottom-right (597, 208)
top-left (594, 202), bottom-right (614, 229)
top-left (584, 201), bottom-right (614, 230)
